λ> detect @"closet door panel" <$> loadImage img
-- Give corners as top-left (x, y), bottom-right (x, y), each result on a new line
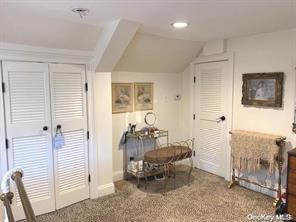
top-left (50, 64), bottom-right (89, 209)
top-left (194, 61), bottom-right (231, 178)
top-left (2, 61), bottom-right (55, 220)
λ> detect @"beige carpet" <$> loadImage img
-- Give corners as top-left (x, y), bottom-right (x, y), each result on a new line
top-left (36, 166), bottom-right (274, 222)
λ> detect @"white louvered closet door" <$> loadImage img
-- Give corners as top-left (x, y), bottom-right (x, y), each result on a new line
top-left (2, 61), bottom-right (55, 220)
top-left (49, 64), bottom-right (89, 209)
top-left (195, 61), bottom-right (232, 178)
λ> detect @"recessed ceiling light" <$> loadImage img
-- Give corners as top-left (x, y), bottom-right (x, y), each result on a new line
top-left (72, 8), bottom-right (90, 19)
top-left (171, 22), bottom-right (189, 29)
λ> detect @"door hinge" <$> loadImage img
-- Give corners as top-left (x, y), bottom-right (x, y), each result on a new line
top-left (5, 139), bottom-right (9, 149)
top-left (193, 76), bottom-right (196, 83)
top-left (193, 114), bottom-right (196, 120)
top-left (193, 150), bottom-right (196, 157)
top-left (87, 131), bottom-right (90, 140)
top-left (88, 174), bottom-right (91, 183)
top-left (2, 82), bottom-right (5, 93)
top-left (85, 83), bottom-right (88, 92)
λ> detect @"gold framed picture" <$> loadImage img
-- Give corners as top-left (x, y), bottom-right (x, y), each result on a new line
top-left (242, 72), bottom-right (283, 107)
top-left (112, 83), bottom-right (133, 113)
top-left (134, 83), bottom-right (153, 111)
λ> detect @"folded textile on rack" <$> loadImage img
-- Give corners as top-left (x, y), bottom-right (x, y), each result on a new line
top-left (230, 130), bottom-right (282, 175)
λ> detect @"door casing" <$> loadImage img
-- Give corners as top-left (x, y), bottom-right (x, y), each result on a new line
top-left (2, 61), bottom-right (90, 220)
top-left (0, 46), bottom-right (99, 221)
top-left (191, 52), bottom-right (234, 181)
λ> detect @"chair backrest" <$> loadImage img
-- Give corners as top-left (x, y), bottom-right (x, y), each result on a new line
top-left (154, 139), bottom-right (194, 164)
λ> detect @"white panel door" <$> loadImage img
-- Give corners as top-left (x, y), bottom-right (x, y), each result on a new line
top-left (2, 61), bottom-right (55, 220)
top-left (49, 64), bottom-right (89, 209)
top-left (194, 61), bottom-right (232, 178)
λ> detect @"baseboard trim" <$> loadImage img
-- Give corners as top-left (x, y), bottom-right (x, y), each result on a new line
top-left (113, 170), bottom-right (124, 182)
top-left (97, 183), bottom-right (115, 197)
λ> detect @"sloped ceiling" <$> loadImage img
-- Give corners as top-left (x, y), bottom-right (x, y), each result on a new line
top-left (114, 33), bottom-right (204, 73)
top-left (0, 4), bottom-right (101, 51)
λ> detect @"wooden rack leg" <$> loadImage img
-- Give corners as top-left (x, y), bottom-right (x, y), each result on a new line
top-left (228, 168), bottom-right (238, 189)
top-left (275, 138), bottom-right (285, 204)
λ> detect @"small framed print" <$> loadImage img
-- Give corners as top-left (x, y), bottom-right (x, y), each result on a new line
top-left (242, 72), bottom-right (283, 108)
top-left (134, 83), bottom-right (153, 111)
top-left (112, 83), bottom-right (133, 113)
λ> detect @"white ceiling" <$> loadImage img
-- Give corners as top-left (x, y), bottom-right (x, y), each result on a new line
top-left (1, 0), bottom-right (296, 73)
top-left (114, 33), bottom-right (203, 73)
top-left (1, 0), bottom-right (296, 42)
top-left (0, 3), bottom-right (101, 50)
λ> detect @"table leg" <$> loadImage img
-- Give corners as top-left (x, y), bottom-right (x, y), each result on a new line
top-left (137, 176), bottom-right (140, 188)
top-left (144, 162), bottom-right (148, 190)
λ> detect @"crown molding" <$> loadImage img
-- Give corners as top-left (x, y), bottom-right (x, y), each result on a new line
top-left (0, 42), bottom-right (94, 64)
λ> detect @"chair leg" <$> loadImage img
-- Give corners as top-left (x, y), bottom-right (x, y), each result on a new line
top-left (163, 164), bottom-right (169, 195)
top-left (172, 163), bottom-right (176, 189)
top-left (187, 157), bottom-right (193, 186)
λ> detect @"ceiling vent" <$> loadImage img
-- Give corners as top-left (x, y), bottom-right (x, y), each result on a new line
top-left (72, 8), bottom-right (90, 19)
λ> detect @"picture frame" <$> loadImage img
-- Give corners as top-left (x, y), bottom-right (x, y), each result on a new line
top-left (112, 83), bottom-right (133, 113)
top-left (241, 72), bottom-right (283, 107)
top-left (134, 82), bottom-right (154, 111)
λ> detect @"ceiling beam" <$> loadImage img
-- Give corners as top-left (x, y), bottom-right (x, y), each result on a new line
top-left (91, 19), bottom-right (140, 72)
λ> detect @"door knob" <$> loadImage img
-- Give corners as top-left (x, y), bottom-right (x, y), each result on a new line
top-left (216, 116), bottom-right (226, 122)
top-left (43, 126), bottom-right (48, 131)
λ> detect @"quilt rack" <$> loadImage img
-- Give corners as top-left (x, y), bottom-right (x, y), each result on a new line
top-left (228, 131), bottom-right (286, 204)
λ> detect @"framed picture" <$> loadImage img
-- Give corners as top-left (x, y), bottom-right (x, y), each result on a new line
top-left (242, 72), bottom-right (283, 107)
top-left (112, 83), bottom-right (133, 113)
top-left (134, 83), bottom-right (154, 111)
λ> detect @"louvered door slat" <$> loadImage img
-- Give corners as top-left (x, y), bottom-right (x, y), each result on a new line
top-left (2, 61), bottom-right (55, 221)
top-left (13, 135), bottom-right (50, 205)
top-left (8, 71), bottom-right (46, 123)
top-left (56, 131), bottom-right (86, 188)
top-left (50, 64), bottom-right (89, 210)
top-left (53, 72), bottom-right (83, 120)
top-left (199, 67), bottom-right (222, 117)
top-left (199, 121), bottom-right (223, 164)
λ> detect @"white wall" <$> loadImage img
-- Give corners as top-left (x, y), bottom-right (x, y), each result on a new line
top-left (227, 29), bottom-right (296, 195)
top-left (94, 72), bottom-right (115, 196)
top-left (181, 28), bottom-right (296, 196)
top-left (112, 72), bottom-right (182, 180)
top-left (228, 29), bottom-right (296, 145)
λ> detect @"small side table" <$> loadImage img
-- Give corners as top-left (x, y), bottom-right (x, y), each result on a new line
top-left (123, 130), bottom-right (169, 187)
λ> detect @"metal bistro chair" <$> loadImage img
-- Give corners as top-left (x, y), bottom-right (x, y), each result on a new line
top-left (1, 169), bottom-right (36, 222)
top-left (144, 139), bottom-right (194, 195)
